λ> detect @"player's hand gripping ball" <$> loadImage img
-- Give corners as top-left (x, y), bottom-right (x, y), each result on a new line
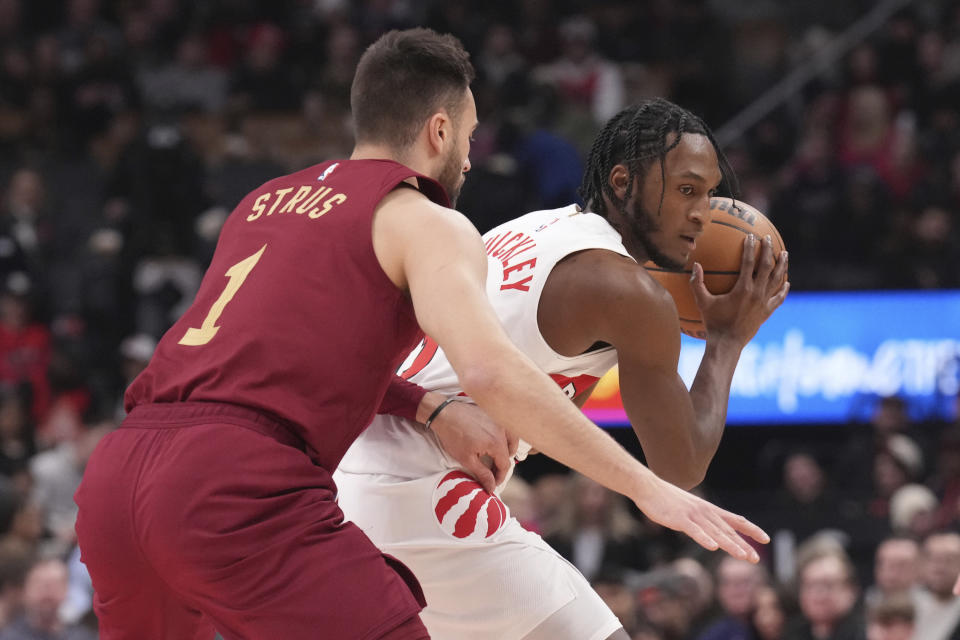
top-left (645, 197), bottom-right (786, 339)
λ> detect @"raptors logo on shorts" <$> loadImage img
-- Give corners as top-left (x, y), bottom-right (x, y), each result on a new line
top-left (432, 471), bottom-right (508, 540)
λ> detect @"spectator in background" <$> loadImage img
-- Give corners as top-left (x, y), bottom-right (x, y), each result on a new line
top-left (63, 32), bottom-right (139, 152)
top-left (592, 566), bottom-right (640, 636)
top-left (696, 557), bottom-right (768, 640)
top-left (769, 117), bottom-right (844, 290)
top-left (508, 84), bottom-right (585, 209)
top-left (533, 14), bottom-right (624, 145)
top-left (0, 169), bottom-right (50, 286)
top-left (531, 472), bottom-right (570, 538)
top-left (270, 88), bottom-right (355, 170)
top-left (310, 24), bottom-right (362, 114)
top-left (636, 569), bottom-right (697, 640)
top-left (913, 531), bottom-right (960, 640)
top-left (674, 556), bottom-right (720, 638)
top-left (119, 7), bottom-right (161, 74)
top-left (111, 333), bottom-right (154, 420)
top-left (137, 30), bottom-right (228, 114)
top-left (0, 386), bottom-right (33, 480)
top-left (0, 41), bottom-right (29, 117)
top-left (476, 24), bottom-right (526, 93)
top-left (888, 483), bottom-right (938, 539)
top-left (24, 34), bottom-right (69, 154)
top-left (546, 473), bottom-right (652, 582)
top-left (837, 395), bottom-right (923, 512)
top-left (57, 0), bottom-right (120, 74)
top-left (770, 451), bottom-right (842, 546)
top-left (836, 85), bottom-right (924, 202)
top-left (0, 488), bottom-right (42, 560)
top-left (864, 536), bottom-right (921, 610)
top-left (869, 434), bottom-right (925, 524)
top-left (107, 113), bottom-right (210, 264)
top-left (0, 556), bottom-right (95, 640)
top-left (864, 595), bottom-right (914, 640)
top-left (885, 203), bottom-right (960, 289)
top-left (752, 584), bottom-right (791, 640)
top-left (783, 543), bottom-right (865, 640)
top-left (0, 277), bottom-right (50, 425)
top-left (931, 419), bottom-right (960, 530)
top-left (58, 546), bottom-right (92, 628)
top-left (29, 421), bottom-right (111, 555)
top-left (842, 396), bottom-right (925, 493)
top-left (497, 474), bottom-right (540, 533)
top-left (0, 542), bottom-right (29, 628)
top-left (837, 435), bottom-right (926, 587)
top-left (227, 23), bottom-right (300, 112)
top-left (0, 0), bottom-right (22, 51)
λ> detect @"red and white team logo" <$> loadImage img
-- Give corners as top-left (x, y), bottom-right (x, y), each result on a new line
top-left (432, 471), bottom-right (508, 540)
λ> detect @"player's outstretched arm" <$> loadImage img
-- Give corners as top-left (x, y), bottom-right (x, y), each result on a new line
top-left (372, 188), bottom-right (768, 561)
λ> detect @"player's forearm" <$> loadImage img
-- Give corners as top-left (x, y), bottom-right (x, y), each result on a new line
top-left (457, 345), bottom-right (656, 502)
top-left (687, 336), bottom-right (743, 468)
top-left (377, 376), bottom-right (429, 421)
top-left (414, 390), bottom-right (447, 424)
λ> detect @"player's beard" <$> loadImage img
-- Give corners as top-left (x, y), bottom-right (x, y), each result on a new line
top-left (437, 142), bottom-right (466, 206)
top-left (623, 197), bottom-right (686, 271)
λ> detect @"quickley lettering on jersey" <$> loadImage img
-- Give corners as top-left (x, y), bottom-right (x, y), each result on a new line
top-left (484, 230), bottom-right (537, 292)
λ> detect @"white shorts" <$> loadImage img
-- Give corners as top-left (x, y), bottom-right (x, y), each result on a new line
top-left (333, 468), bottom-right (622, 640)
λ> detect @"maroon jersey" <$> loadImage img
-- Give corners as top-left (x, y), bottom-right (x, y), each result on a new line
top-left (125, 159), bottom-right (449, 470)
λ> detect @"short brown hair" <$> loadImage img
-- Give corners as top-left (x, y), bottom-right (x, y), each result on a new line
top-left (868, 594), bottom-right (915, 625)
top-left (797, 544), bottom-right (858, 589)
top-left (351, 28), bottom-right (475, 150)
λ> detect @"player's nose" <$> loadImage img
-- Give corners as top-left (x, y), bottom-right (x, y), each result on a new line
top-left (688, 201), bottom-right (709, 227)
top-left (463, 156), bottom-right (471, 173)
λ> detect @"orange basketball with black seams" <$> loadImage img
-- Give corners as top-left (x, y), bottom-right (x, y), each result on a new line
top-left (645, 197), bottom-right (786, 340)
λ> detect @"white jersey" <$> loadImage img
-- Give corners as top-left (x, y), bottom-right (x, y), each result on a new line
top-left (338, 205), bottom-right (633, 480)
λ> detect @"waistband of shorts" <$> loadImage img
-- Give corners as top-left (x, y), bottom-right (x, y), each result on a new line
top-left (122, 401), bottom-right (307, 452)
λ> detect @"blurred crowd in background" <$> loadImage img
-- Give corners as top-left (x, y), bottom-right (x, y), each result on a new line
top-left (0, 0), bottom-right (958, 638)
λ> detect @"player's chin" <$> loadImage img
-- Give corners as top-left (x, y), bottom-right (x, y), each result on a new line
top-left (653, 251), bottom-right (688, 271)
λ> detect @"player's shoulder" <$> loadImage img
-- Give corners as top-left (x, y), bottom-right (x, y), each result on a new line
top-left (540, 248), bottom-right (679, 349)
top-left (377, 184), bottom-right (478, 237)
top-left (557, 248), bottom-right (672, 305)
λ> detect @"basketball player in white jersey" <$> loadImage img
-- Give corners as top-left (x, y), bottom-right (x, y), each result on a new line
top-left (335, 99), bottom-right (789, 640)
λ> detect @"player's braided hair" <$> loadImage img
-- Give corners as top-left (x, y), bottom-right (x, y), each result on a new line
top-left (578, 98), bottom-right (738, 219)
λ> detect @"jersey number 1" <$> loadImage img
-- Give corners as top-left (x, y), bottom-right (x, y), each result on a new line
top-left (178, 244), bottom-right (266, 346)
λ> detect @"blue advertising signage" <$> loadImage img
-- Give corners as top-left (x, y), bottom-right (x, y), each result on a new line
top-left (583, 290), bottom-right (960, 425)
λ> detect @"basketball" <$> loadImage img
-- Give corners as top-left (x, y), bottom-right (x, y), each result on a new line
top-left (645, 197), bottom-right (786, 340)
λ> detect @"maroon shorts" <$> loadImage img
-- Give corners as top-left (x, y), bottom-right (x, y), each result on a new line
top-left (75, 402), bottom-right (429, 640)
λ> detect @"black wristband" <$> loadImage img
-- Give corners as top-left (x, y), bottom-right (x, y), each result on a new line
top-left (424, 397), bottom-right (457, 430)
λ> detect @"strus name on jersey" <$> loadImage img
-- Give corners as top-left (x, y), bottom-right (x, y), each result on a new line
top-left (246, 184), bottom-right (348, 222)
top-left (484, 229), bottom-right (537, 292)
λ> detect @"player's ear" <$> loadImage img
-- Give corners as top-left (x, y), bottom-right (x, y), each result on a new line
top-left (426, 112), bottom-right (447, 155)
top-left (608, 164), bottom-right (630, 200)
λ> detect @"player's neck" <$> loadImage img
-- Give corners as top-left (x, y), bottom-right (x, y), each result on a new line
top-left (351, 143), bottom-right (429, 176)
top-left (604, 207), bottom-right (650, 264)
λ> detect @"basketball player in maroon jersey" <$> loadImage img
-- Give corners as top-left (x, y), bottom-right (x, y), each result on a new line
top-left (75, 29), bottom-right (769, 639)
